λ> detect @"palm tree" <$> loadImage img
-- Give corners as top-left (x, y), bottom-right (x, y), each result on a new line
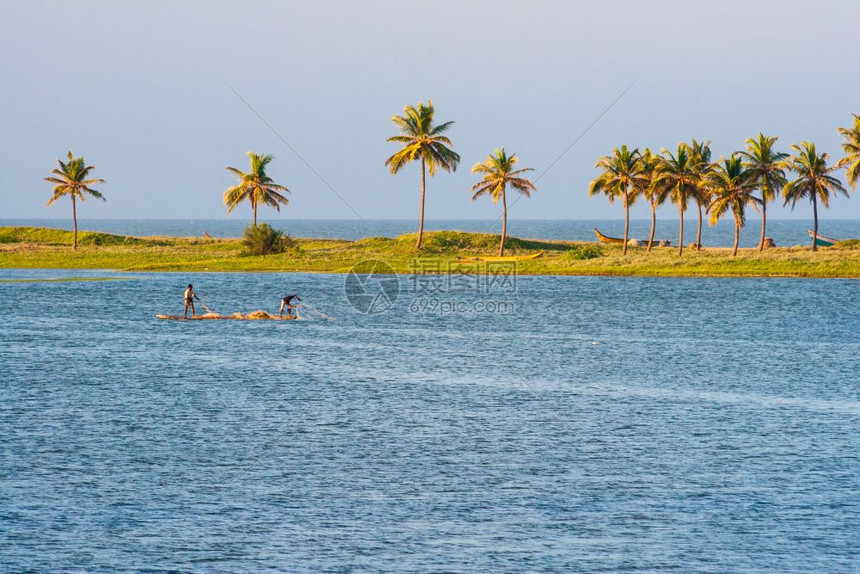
top-left (688, 139), bottom-right (712, 249)
top-left (655, 144), bottom-right (700, 256)
top-left (224, 152), bottom-right (289, 227)
top-left (471, 148), bottom-right (536, 256)
top-left (588, 145), bottom-right (645, 255)
top-left (634, 148), bottom-right (665, 251)
top-left (44, 151), bottom-right (106, 250)
top-left (738, 134), bottom-right (788, 251)
top-left (706, 155), bottom-right (759, 257)
top-left (837, 113), bottom-right (860, 190)
top-left (385, 101), bottom-right (460, 249)
top-left (782, 142), bottom-right (848, 251)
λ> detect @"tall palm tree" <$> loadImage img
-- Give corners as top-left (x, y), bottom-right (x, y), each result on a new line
top-left (738, 134), bottom-right (788, 251)
top-left (471, 148), bottom-right (536, 256)
top-left (634, 148), bottom-right (665, 252)
top-left (385, 100), bottom-right (460, 249)
top-left (655, 144), bottom-right (700, 256)
top-left (782, 142), bottom-right (848, 251)
top-left (588, 145), bottom-right (645, 255)
top-left (706, 155), bottom-right (759, 257)
top-left (837, 113), bottom-right (860, 190)
top-left (224, 152), bottom-right (289, 227)
top-left (688, 139), bottom-right (712, 249)
top-left (44, 151), bottom-right (106, 250)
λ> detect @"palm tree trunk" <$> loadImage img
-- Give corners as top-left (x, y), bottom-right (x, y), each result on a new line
top-left (647, 201), bottom-right (656, 252)
top-left (758, 201), bottom-right (767, 251)
top-left (733, 220), bottom-right (739, 257)
top-left (695, 202), bottom-right (703, 249)
top-left (499, 187), bottom-right (507, 256)
top-left (416, 157), bottom-right (426, 250)
top-left (678, 205), bottom-right (684, 256)
top-left (252, 197), bottom-right (257, 228)
top-left (622, 190), bottom-right (629, 256)
top-left (811, 192), bottom-right (818, 252)
top-left (72, 194), bottom-right (78, 250)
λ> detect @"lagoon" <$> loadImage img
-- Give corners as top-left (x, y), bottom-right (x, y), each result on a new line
top-left (1, 269), bottom-right (858, 571)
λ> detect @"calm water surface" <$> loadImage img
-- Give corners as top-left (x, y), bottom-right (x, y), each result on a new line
top-left (1, 270), bottom-right (858, 572)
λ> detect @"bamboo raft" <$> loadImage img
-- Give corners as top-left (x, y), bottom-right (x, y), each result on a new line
top-left (156, 311), bottom-right (298, 321)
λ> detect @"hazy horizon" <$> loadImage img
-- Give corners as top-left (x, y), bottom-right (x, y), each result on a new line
top-left (3, 0), bottom-right (858, 221)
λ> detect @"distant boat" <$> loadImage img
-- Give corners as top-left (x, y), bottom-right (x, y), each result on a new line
top-left (593, 228), bottom-right (670, 246)
top-left (807, 230), bottom-right (838, 247)
top-left (457, 251), bottom-right (543, 263)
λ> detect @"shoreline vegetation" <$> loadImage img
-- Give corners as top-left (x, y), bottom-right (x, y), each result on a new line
top-left (2, 226), bottom-right (859, 278)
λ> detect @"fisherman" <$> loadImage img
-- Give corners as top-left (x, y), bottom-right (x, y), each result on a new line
top-left (184, 284), bottom-right (199, 318)
top-left (279, 294), bottom-right (302, 318)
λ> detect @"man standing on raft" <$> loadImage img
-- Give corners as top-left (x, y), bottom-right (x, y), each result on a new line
top-left (279, 294), bottom-right (302, 318)
top-left (184, 284), bottom-right (199, 318)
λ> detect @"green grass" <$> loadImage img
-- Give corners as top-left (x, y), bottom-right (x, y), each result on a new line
top-left (1, 226), bottom-right (859, 278)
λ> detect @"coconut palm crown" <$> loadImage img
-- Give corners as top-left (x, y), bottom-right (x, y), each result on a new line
top-left (634, 148), bottom-right (666, 251)
top-left (837, 113), bottom-right (860, 189)
top-left (471, 148), bottom-right (536, 256)
top-left (738, 134), bottom-right (788, 251)
top-left (385, 100), bottom-right (460, 249)
top-left (654, 143), bottom-right (700, 256)
top-left (688, 139), bottom-right (713, 249)
top-left (706, 155), bottom-right (759, 256)
top-left (45, 151), bottom-right (106, 250)
top-left (224, 152), bottom-right (289, 227)
top-left (782, 142), bottom-right (848, 251)
top-left (589, 145), bottom-right (645, 255)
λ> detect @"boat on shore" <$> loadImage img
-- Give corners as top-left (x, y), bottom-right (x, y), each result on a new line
top-left (807, 230), bottom-right (838, 247)
top-left (457, 251), bottom-right (543, 263)
top-left (593, 228), bottom-right (670, 246)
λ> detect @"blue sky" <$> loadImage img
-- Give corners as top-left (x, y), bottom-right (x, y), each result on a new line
top-left (2, 0), bottom-right (858, 220)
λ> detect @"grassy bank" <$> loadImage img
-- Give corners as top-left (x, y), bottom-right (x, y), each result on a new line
top-left (1, 226), bottom-right (859, 277)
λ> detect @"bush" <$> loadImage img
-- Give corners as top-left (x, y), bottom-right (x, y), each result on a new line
top-left (566, 244), bottom-right (603, 260)
top-left (242, 223), bottom-right (292, 255)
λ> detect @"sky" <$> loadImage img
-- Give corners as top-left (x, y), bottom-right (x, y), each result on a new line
top-left (1, 0), bottom-right (859, 221)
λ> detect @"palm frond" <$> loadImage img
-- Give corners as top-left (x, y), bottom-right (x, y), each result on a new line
top-left (44, 151), bottom-right (105, 209)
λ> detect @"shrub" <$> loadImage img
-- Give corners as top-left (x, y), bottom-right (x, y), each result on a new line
top-left (567, 244), bottom-right (603, 260)
top-left (242, 223), bottom-right (292, 255)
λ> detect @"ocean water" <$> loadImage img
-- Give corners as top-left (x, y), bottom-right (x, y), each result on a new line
top-left (3, 218), bottom-right (859, 248)
top-left (1, 269), bottom-right (859, 572)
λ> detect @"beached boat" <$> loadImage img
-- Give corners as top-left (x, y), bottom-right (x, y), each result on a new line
top-left (593, 228), bottom-right (625, 244)
top-left (457, 251), bottom-right (543, 263)
top-left (157, 311), bottom-right (297, 321)
top-left (807, 230), bottom-right (838, 247)
top-left (593, 228), bottom-right (670, 246)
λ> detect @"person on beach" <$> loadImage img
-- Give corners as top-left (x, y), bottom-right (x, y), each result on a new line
top-left (279, 294), bottom-right (302, 318)
top-left (184, 284), bottom-right (199, 318)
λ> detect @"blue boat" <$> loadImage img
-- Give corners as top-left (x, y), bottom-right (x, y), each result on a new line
top-left (807, 230), bottom-right (838, 247)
